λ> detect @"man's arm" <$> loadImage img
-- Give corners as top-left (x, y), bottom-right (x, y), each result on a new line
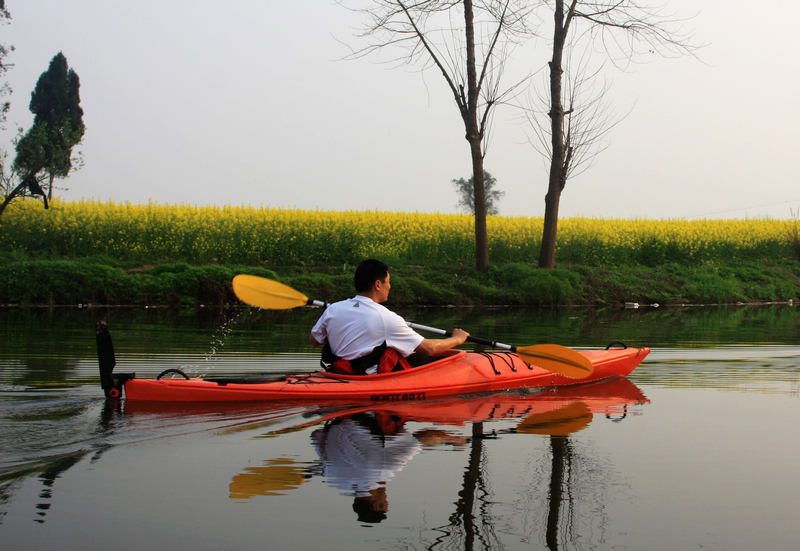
top-left (414, 328), bottom-right (469, 356)
top-left (310, 335), bottom-right (324, 347)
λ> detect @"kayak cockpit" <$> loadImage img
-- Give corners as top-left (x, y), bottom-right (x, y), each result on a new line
top-left (316, 349), bottom-right (467, 381)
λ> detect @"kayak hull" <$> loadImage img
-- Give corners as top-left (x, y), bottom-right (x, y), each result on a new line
top-left (121, 347), bottom-right (650, 402)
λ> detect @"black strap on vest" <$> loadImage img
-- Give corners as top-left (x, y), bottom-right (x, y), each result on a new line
top-left (321, 342), bottom-right (388, 374)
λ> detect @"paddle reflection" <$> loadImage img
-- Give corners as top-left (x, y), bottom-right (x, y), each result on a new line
top-left (234, 377), bottom-right (648, 535)
top-left (230, 458), bottom-right (309, 498)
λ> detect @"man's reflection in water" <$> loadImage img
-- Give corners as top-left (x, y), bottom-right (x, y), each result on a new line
top-left (312, 411), bottom-right (467, 523)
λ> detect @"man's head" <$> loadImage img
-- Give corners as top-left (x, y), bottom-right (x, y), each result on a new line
top-left (354, 259), bottom-right (390, 293)
top-left (352, 487), bottom-right (388, 523)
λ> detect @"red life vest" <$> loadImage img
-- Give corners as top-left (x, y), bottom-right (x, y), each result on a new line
top-left (321, 342), bottom-right (412, 375)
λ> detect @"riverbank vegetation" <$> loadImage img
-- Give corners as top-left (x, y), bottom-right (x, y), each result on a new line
top-left (1, 200), bottom-right (799, 307)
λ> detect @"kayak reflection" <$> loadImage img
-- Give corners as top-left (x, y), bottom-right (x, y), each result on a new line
top-left (233, 377), bottom-right (648, 529)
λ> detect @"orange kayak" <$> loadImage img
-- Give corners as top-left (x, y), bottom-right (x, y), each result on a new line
top-left (103, 331), bottom-right (649, 402)
top-left (120, 375), bottom-right (648, 431)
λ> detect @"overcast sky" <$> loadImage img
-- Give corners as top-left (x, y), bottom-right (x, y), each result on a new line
top-left (2, 1), bottom-right (798, 220)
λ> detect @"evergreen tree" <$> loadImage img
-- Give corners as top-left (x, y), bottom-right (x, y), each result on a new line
top-left (0, 52), bottom-right (84, 215)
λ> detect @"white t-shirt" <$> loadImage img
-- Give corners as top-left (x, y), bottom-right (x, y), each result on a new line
top-left (311, 295), bottom-right (424, 361)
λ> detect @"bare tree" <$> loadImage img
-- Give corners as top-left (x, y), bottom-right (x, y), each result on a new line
top-left (533, 0), bottom-right (698, 268)
top-left (523, 47), bottom-right (626, 213)
top-left (341, 0), bottom-right (531, 271)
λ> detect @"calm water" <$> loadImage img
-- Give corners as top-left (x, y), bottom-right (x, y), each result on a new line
top-left (1, 305), bottom-right (799, 550)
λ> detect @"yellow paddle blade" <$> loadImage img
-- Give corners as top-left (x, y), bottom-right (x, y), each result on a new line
top-left (232, 275), bottom-right (309, 310)
top-left (516, 344), bottom-right (594, 379)
top-left (516, 402), bottom-right (593, 436)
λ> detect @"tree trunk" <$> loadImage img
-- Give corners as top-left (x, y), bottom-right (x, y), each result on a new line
top-left (463, 0), bottom-right (489, 272)
top-left (0, 166), bottom-right (47, 217)
top-left (540, 188), bottom-right (561, 268)
top-left (539, 0), bottom-right (570, 269)
top-left (469, 139), bottom-right (489, 272)
top-left (0, 180), bottom-right (27, 217)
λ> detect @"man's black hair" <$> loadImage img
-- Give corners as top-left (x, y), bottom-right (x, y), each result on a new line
top-left (352, 495), bottom-right (387, 524)
top-left (354, 259), bottom-right (389, 293)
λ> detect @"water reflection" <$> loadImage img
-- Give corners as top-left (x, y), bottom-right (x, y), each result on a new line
top-left (31, 451), bottom-right (89, 524)
top-left (636, 346), bottom-right (800, 393)
top-left (229, 458), bottom-right (309, 498)
top-left (220, 377), bottom-right (648, 545)
top-left (3, 304), bottom-right (800, 548)
top-left (4, 381), bottom-right (645, 539)
top-left (313, 411), bottom-right (468, 524)
top-left (422, 380), bottom-right (645, 551)
top-left (0, 396), bottom-right (118, 526)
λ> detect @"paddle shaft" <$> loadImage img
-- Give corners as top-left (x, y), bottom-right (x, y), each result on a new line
top-left (406, 322), bottom-right (515, 352)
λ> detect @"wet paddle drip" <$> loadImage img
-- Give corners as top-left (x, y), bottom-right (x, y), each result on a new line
top-left (181, 310), bottom-right (242, 378)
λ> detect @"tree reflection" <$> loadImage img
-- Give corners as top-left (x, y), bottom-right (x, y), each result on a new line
top-left (0, 401), bottom-right (119, 525)
top-left (430, 421), bottom-right (500, 550)
top-left (546, 436), bottom-right (567, 551)
top-left (424, 387), bottom-right (639, 551)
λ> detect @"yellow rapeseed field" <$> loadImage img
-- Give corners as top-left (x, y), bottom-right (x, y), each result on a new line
top-left (0, 199), bottom-right (794, 266)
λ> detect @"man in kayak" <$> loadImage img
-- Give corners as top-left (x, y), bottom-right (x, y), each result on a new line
top-left (309, 259), bottom-right (469, 375)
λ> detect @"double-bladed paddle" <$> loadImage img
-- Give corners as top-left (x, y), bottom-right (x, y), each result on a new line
top-left (231, 274), bottom-right (593, 379)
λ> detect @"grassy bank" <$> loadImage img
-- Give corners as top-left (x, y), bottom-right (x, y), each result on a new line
top-left (1, 200), bottom-right (799, 307)
top-left (1, 258), bottom-right (799, 307)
